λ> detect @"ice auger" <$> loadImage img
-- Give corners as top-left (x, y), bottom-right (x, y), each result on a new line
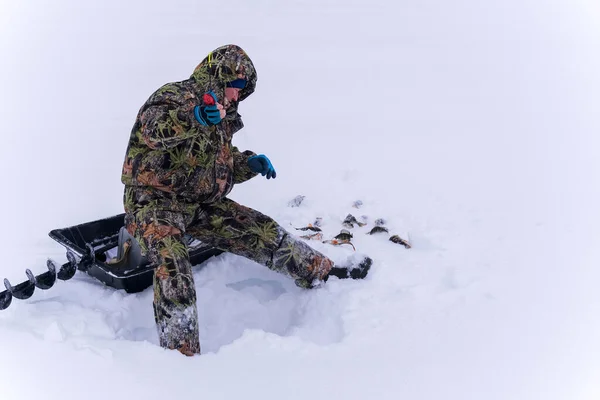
top-left (0, 213), bottom-right (222, 310)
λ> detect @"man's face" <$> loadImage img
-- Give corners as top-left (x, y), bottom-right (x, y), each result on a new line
top-left (223, 76), bottom-right (246, 108)
top-left (224, 87), bottom-right (241, 106)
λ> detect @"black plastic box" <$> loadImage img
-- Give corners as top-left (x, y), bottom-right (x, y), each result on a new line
top-left (48, 213), bottom-right (222, 293)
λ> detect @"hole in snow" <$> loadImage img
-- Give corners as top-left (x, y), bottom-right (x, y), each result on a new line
top-left (195, 254), bottom-right (345, 353)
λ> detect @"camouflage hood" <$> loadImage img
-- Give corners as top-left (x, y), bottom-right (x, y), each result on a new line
top-left (191, 44), bottom-right (257, 102)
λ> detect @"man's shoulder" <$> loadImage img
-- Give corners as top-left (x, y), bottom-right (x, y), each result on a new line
top-left (148, 79), bottom-right (197, 104)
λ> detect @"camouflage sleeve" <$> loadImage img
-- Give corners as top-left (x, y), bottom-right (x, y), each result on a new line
top-left (139, 87), bottom-right (200, 150)
top-left (232, 147), bottom-right (259, 183)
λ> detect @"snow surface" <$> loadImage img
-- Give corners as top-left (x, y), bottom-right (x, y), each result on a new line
top-left (1, 0), bottom-right (599, 399)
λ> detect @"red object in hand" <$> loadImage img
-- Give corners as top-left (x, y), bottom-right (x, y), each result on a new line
top-left (203, 93), bottom-right (215, 105)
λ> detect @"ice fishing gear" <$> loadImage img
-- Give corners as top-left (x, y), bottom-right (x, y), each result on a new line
top-left (0, 213), bottom-right (222, 311)
top-left (0, 247), bottom-right (88, 310)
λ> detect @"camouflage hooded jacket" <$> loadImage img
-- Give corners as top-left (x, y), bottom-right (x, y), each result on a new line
top-left (121, 44), bottom-right (259, 204)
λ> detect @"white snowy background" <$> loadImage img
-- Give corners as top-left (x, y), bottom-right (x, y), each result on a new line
top-left (0, 0), bottom-right (599, 399)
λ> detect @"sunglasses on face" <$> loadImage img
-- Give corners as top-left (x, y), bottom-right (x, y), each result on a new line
top-left (225, 79), bottom-right (247, 89)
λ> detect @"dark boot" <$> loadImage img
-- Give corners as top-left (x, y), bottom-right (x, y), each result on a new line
top-left (325, 255), bottom-right (372, 281)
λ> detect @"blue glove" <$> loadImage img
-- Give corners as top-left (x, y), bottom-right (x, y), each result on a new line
top-left (247, 154), bottom-right (276, 179)
top-left (194, 91), bottom-right (221, 126)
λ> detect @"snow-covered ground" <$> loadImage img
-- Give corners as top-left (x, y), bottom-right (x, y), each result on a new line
top-left (1, 0), bottom-right (599, 399)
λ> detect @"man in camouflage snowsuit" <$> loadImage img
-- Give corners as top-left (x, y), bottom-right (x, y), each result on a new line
top-left (121, 44), bottom-right (366, 356)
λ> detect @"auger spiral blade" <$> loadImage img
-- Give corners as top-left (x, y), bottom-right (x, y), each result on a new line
top-left (0, 289), bottom-right (12, 310)
top-left (57, 250), bottom-right (78, 281)
top-left (32, 260), bottom-right (58, 290)
top-left (0, 263), bottom-right (57, 310)
top-left (4, 272), bottom-right (36, 300)
top-left (0, 249), bottom-right (85, 310)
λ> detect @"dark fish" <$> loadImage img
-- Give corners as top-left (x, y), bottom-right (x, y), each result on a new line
top-left (389, 234), bottom-right (411, 249)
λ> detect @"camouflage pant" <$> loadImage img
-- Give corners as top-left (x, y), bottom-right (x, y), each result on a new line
top-left (124, 194), bottom-right (333, 356)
